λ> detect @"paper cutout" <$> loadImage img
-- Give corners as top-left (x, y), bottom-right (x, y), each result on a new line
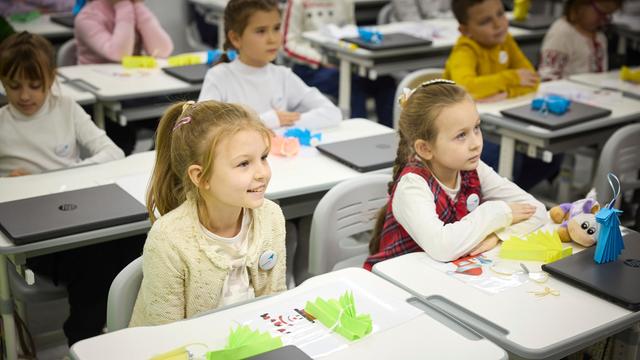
top-left (270, 135), bottom-right (300, 157)
top-left (594, 173), bottom-right (625, 264)
top-left (122, 56), bottom-right (157, 68)
top-left (151, 343), bottom-right (208, 360)
top-left (513, 0), bottom-right (531, 20)
top-left (304, 291), bottom-right (372, 341)
top-left (9, 10), bottom-right (40, 23)
top-left (528, 286), bottom-right (560, 297)
top-left (167, 54), bottom-right (203, 67)
top-left (620, 66), bottom-right (640, 84)
top-left (207, 325), bottom-right (283, 360)
top-left (282, 128), bottom-right (322, 146)
top-left (500, 230), bottom-right (572, 263)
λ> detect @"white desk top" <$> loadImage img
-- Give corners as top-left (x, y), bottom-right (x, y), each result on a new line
top-left (303, 19), bottom-right (542, 59)
top-left (569, 70), bottom-right (640, 100)
top-left (476, 79), bottom-right (640, 139)
top-left (0, 77), bottom-right (96, 106)
top-left (70, 268), bottom-right (507, 360)
top-left (8, 14), bottom-right (73, 39)
top-left (0, 119), bottom-right (393, 248)
top-left (188, 0), bottom-right (228, 9)
top-left (372, 229), bottom-right (640, 359)
top-left (57, 63), bottom-right (200, 101)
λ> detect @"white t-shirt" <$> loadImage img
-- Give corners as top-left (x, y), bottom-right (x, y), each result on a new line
top-left (0, 94), bottom-right (124, 176)
top-left (200, 209), bottom-right (255, 307)
top-left (392, 161), bottom-right (548, 262)
top-left (198, 59), bottom-right (342, 129)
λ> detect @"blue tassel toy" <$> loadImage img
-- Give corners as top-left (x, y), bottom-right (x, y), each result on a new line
top-left (593, 173), bottom-right (624, 264)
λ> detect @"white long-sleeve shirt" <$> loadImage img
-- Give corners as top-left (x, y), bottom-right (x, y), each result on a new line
top-left (198, 60), bottom-right (342, 129)
top-left (0, 95), bottom-right (124, 176)
top-left (282, 0), bottom-right (355, 67)
top-left (392, 161), bottom-right (547, 262)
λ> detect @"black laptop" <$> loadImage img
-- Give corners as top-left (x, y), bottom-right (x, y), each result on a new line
top-left (0, 184), bottom-right (148, 245)
top-left (500, 101), bottom-right (612, 130)
top-left (316, 132), bottom-right (398, 172)
top-left (162, 64), bottom-right (210, 84)
top-left (50, 13), bottom-right (75, 28)
top-left (246, 345), bottom-right (312, 359)
top-left (342, 32), bottom-right (432, 51)
top-left (509, 15), bottom-right (554, 30)
top-left (542, 230), bottom-right (640, 311)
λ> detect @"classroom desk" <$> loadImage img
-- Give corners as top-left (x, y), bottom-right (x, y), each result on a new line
top-left (477, 79), bottom-right (640, 181)
top-left (302, 19), bottom-right (545, 116)
top-left (57, 63), bottom-right (202, 129)
top-left (70, 268), bottom-right (507, 360)
top-left (372, 228), bottom-right (640, 360)
top-left (0, 77), bottom-right (96, 107)
top-left (7, 13), bottom-right (74, 43)
top-left (0, 119), bottom-right (392, 360)
top-left (569, 70), bottom-right (640, 100)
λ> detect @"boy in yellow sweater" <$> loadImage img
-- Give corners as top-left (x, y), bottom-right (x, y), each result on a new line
top-left (444, 0), bottom-right (539, 102)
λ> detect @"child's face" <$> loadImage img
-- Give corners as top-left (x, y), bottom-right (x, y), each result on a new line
top-left (203, 128), bottom-right (271, 211)
top-left (2, 76), bottom-right (47, 116)
top-left (230, 9), bottom-right (282, 67)
top-left (459, 0), bottom-right (508, 47)
top-left (573, 1), bottom-right (619, 33)
top-left (418, 98), bottom-right (483, 173)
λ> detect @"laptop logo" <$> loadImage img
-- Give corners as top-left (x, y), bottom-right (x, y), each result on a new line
top-left (58, 203), bottom-right (78, 211)
top-left (624, 259), bottom-right (640, 268)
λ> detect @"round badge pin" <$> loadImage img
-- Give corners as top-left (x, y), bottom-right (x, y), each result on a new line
top-left (499, 50), bottom-right (508, 64)
top-left (259, 250), bottom-right (277, 271)
top-left (466, 193), bottom-right (480, 212)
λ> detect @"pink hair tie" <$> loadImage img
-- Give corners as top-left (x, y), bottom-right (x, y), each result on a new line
top-left (172, 116), bottom-right (192, 131)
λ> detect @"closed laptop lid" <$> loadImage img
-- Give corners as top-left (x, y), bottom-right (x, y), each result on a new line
top-left (50, 13), bottom-right (75, 28)
top-left (342, 32), bottom-right (433, 51)
top-left (509, 15), bottom-right (554, 30)
top-left (316, 133), bottom-right (398, 172)
top-left (162, 64), bottom-right (210, 84)
top-left (0, 184), bottom-right (148, 245)
top-left (500, 101), bottom-right (612, 130)
top-left (246, 345), bottom-right (312, 359)
top-left (542, 230), bottom-right (640, 311)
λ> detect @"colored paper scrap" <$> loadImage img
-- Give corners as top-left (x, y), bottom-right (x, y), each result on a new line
top-left (304, 291), bottom-right (372, 341)
top-left (207, 325), bottom-right (283, 360)
top-left (594, 207), bottom-right (624, 264)
top-left (500, 230), bottom-right (572, 263)
top-left (122, 55), bottom-right (157, 68)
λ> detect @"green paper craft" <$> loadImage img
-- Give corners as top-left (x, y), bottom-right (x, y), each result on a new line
top-left (9, 11), bottom-right (40, 23)
top-left (500, 230), bottom-right (572, 263)
top-left (206, 325), bottom-right (282, 360)
top-left (304, 291), bottom-right (372, 341)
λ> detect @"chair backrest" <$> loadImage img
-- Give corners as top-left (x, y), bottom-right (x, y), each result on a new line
top-left (308, 173), bottom-right (391, 275)
top-left (57, 38), bottom-right (77, 66)
top-left (377, 3), bottom-right (398, 25)
top-left (145, 0), bottom-right (210, 54)
top-left (593, 123), bottom-right (640, 207)
top-left (393, 68), bottom-right (445, 129)
top-left (106, 256), bottom-right (143, 332)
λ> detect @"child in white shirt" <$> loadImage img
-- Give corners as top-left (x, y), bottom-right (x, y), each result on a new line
top-left (365, 80), bottom-right (547, 270)
top-left (198, 0), bottom-right (341, 130)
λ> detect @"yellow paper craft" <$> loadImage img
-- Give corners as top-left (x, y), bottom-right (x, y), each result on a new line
top-left (168, 54), bottom-right (203, 67)
top-left (620, 66), bottom-right (640, 84)
top-left (500, 230), bottom-right (572, 263)
top-left (122, 55), bottom-right (157, 68)
top-left (513, 0), bottom-right (531, 21)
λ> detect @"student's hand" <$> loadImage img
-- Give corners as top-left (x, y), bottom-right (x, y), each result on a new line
top-left (469, 233), bottom-right (500, 256)
top-left (276, 111), bottom-right (300, 127)
top-left (8, 168), bottom-right (29, 177)
top-left (508, 202), bottom-right (537, 225)
top-left (516, 68), bottom-right (540, 87)
top-left (476, 92), bottom-right (508, 103)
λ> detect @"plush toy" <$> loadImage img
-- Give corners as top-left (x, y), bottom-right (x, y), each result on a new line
top-left (549, 195), bottom-right (601, 247)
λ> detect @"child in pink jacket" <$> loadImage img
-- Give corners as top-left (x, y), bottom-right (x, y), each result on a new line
top-left (74, 0), bottom-right (173, 64)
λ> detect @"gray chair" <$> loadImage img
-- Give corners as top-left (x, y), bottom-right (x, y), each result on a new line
top-left (56, 38), bottom-right (77, 66)
top-left (145, 0), bottom-right (210, 54)
top-left (593, 123), bottom-right (640, 209)
top-left (106, 256), bottom-right (143, 332)
top-left (377, 3), bottom-right (398, 25)
top-left (307, 173), bottom-right (391, 277)
top-left (393, 68), bottom-right (445, 129)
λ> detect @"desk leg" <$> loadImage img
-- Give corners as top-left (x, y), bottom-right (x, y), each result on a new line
top-left (218, 18), bottom-right (225, 50)
top-left (339, 59), bottom-right (352, 118)
top-left (93, 102), bottom-right (105, 130)
top-left (498, 136), bottom-right (515, 180)
top-left (0, 255), bottom-right (18, 360)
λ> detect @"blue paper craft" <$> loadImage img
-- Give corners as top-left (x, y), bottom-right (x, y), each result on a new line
top-left (593, 173), bottom-right (625, 264)
top-left (358, 28), bottom-right (383, 44)
top-left (531, 95), bottom-right (571, 115)
top-left (283, 128), bottom-right (322, 146)
top-left (206, 49), bottom-right (237, 64)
